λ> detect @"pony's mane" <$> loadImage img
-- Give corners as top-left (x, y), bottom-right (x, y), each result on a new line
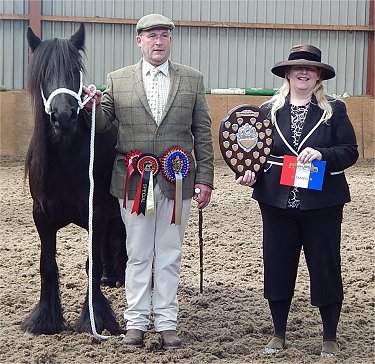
top-left (25, 37), bottom-right (87, 192)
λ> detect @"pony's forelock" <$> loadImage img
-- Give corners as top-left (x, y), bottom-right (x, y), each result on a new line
top-left (28, 38), bottom-right (86, 98)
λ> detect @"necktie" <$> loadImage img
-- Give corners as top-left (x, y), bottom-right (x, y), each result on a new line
top-left (146, 68), bottom-right (159, 123)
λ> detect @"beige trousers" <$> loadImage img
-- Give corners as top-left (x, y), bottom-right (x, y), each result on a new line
top-left (118, 183), bottom-right (191, 332)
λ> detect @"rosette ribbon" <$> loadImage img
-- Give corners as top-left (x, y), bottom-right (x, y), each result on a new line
top-left (123, 150), bottom-right (142, 208)
top-left (131, 154), bottom-right (160, 216)
top-left (161, 147), bottom-right (190, 225)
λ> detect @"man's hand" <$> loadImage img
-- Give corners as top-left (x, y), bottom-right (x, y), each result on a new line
top-left (82, 85), bottom-right (102, 110)
top-left (193, 184), bottom-right (212, 209)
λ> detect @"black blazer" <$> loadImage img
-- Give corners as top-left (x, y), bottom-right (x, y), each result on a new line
top-left (252, 97), bottom-right (359, 210)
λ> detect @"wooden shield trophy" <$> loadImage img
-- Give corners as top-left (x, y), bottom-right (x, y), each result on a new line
top-left (219, 104), bottom-right (273, 176)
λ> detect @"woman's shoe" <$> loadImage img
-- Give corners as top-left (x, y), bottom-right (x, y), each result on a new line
top-left (264, 336), bottom-right (285, 354)
top-left (321, 340), bottom-right (339, 357)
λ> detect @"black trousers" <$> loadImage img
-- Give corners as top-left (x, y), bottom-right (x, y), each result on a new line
top-left (259, 203), bottom-right (344, 306)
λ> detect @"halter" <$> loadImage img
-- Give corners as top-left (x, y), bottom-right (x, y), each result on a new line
top-left (40, 71), bottom-right (94, 115)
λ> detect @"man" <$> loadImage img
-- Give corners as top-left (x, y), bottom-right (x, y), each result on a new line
top-left (84, 14), bottom-right (214, 349)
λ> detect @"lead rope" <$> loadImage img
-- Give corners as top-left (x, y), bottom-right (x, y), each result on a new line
top-left (85, 90), bottom-right (110, 341)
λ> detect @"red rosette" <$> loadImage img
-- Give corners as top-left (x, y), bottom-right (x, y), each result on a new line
top-left (125, 150), bottom-right (143, 169)
top-left (136, 154), bottom-right (160, 176)
top-left (132, 154), bottom-right (160, 216)
top-left (123, 150), bottom-right (143, 208)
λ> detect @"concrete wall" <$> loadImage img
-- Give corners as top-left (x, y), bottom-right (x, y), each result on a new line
top-left (0, 91), bottom-right (373, 159)
top-left (0, 91), bottom-right (33, 157)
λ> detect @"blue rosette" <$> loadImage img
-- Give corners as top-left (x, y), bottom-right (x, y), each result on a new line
top-left (161, 147), bottom-right (190, 225)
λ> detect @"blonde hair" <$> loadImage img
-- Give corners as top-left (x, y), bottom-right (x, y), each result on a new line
top-left (264, 67), bottom-right (333, 124)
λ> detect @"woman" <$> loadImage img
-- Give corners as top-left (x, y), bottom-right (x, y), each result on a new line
top-left (237, 44), bottom-right (358, 356)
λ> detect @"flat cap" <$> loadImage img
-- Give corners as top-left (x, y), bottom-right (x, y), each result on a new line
top-left (136, 14), bottom-right (175, 34)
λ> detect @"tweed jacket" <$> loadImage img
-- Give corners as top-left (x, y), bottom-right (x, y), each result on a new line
top-left (252, 97), bottom-right (359, 210)
top-left (95, 59), bottom-right (214, 200)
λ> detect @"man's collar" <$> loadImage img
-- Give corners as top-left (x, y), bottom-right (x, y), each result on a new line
top-left (142, 59), bottom-right (169, 76)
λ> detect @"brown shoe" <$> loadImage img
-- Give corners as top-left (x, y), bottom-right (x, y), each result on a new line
top-left (160, 330), bottom-right (182, 349)
top-left (123, 329), bottom-right (145, 347)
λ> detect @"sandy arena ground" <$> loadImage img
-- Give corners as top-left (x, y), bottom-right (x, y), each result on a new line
top-left (0, 157), bottom-right (374, 364)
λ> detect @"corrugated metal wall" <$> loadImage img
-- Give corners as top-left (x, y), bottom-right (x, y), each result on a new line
top-left (0, 0), bottom-right (29, 90)
top-left (0, 0), bottom-right (371, 95)
top-left (42, 0), bottom-right (368, 25)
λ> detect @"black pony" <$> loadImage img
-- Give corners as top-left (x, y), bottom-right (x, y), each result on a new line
top-left (22, 24), bottom-right (126, 335)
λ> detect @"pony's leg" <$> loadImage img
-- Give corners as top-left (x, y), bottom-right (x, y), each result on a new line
top-left (21, 203), bottom-right (66, 335)
top-left (101, 221), bottom-right (117, 288)
top-left (101, 215), bottom-right (127, 288)
top-left (75, 215), bottom-right (121, 334)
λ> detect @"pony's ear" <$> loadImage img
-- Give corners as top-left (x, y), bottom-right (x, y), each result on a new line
top-left (69, 23), bottom-right (85, 51)
top-left (27, 27), bottom-right (41, 52)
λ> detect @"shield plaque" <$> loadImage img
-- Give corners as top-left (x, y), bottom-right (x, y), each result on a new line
top-left (219, 104), bottom-right (273, 176)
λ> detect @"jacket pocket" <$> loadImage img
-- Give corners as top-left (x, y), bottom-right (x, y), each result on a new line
top-left (177, 92), bottom-right (195, 109)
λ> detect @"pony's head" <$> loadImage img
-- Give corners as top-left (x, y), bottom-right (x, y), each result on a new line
top-left (27, 23), bottom-right (86, 136)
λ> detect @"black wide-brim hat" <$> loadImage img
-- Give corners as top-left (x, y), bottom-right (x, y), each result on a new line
top-left (271, 44), bottom-right (336, 80)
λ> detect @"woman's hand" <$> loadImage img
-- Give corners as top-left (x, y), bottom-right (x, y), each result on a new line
top-left (236, 170), bottom-right (257, 187)
top-left (298, 147), bottom-right (322, 164)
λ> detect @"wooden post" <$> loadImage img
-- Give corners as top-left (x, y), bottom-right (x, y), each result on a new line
top-left (28, 0), bottom-right (42, 62)
top-left (29, 0), bottom-right (42, 36)
top-left (366, 0), bottom-right (374, 96)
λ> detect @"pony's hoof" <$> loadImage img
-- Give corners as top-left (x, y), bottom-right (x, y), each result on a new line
top-left (101, 276), bottom-right (116, 288)
top-left (24, 331), bottom-right (36, 337)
